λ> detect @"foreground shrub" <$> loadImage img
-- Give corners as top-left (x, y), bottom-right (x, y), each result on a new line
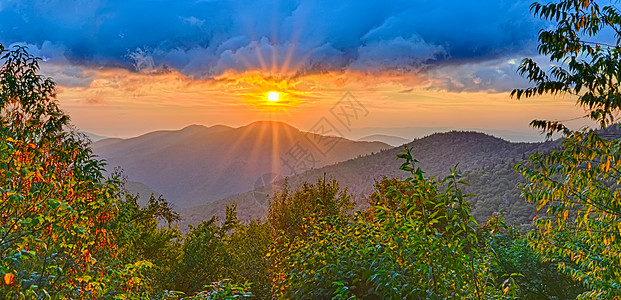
top-left (271, 147), bottom-right (516, 299)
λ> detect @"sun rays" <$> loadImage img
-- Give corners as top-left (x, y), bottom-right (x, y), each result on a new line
top-left (224, 35), bottom-right (311, 111)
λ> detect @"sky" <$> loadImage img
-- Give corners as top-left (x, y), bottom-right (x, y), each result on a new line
top-left (0, 0), bottom-right (597, 141)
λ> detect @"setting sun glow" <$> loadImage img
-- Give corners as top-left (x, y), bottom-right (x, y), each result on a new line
top-left (268, 92), bottom-right (280, 102)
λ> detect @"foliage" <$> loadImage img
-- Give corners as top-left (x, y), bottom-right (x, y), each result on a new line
top-left (517, 130), bottom-right (621, 297)
top-left (271, 147), bottom-right (516, 299)
top-left (0, 42), bottom-right (194, 300)
top-left (170, 204), bottom-right (271, 298)
top-left (164, 279), bottom-right (253, 300)
top-left (512, 0), bottom-right (621, 132)
top-left (224, 220), bottom-right (271, 299)
top-left (0, 45), bottom-right (67, 141)
top-left (191, 279), bottom-right (253, 300)
top-left (0, 131), bottom-right (130, 298)
top-left (489, 219), bottom-right (586, 299)
top-left (268, 177), bottom-right (353, 240)
top-left (172, 216), bottom-right (229, 294)
top-left (266, 177), bottom-right (354, 298)
top-left (113, 189), bottom-right (183, 297)
top-left (512, 0), bottom-right (621, 297)
top-left (0, 44), bottom-right (156, 299)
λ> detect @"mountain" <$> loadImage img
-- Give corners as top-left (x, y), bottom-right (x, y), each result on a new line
top-left (124, 181), bottom-right (161, 201)
top-left (349, 126), bottom-right (547, 143)
top-left (358, 134), bottom-right (409, 146)
top-left (349, 126), bottom-right (452, 141)
top-left (92, 121), bottom-right (390, 209)
top-left (180, 131), bottom-right (560, 227)
top-left (81, 131), bottom-right (108, 142)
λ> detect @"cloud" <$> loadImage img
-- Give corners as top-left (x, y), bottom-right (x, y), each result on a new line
top-left (427, 55), bottom-right (553, 93)
top-left (0, 0), bottom-right (542, 91)
top-left (7, 41), bottom-right (95, 87)
top-left (350, 36), bottom-right (446, 71)
top-left (129, 48), bottom-right (157, 74)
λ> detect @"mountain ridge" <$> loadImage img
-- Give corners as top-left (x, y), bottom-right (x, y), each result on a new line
top-left (92, 121), bottom-right (391, 209)
top-left (358, 134), bottom-right (410, 146)
top-left (179, 130), bottom-right (560, 227)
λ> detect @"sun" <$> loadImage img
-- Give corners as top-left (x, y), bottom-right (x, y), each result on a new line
top-left (267, 91), bottom-right (280, 102)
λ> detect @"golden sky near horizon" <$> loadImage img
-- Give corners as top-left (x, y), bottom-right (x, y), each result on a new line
top-left (55, 66), bottom-right (593, 140)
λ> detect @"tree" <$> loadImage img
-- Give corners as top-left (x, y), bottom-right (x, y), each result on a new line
top-left (267, 176), bottom-right (353, 240)
top-left (0, 43), bottom-right (261, 300)
top-left (0, 44), bottom-right (154, 298)
top-left (113, 190), bottom-right (183, 296)
top-left (512, 0), bottom-right (621, 132)
top-left (513, 1), bottom-right (621, 297)
top-left (272, 148), bottom-right (515, 299)
top-left (224, 219), bottom-right (271, 299)
top-left (172, 216), bottom-right (229, 294)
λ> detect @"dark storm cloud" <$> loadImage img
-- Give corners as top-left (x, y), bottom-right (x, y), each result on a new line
top-left (0, 0), bottom-right (541, 89)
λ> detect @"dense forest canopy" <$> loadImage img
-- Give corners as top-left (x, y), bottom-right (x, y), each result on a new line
top-left (2, 0), bottom-right (621, 298)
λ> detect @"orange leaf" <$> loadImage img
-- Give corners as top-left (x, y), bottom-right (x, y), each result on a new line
top-left (606, 159), bottom-right (611, 173)
top-left (4, 273), bottom-right (15, 285)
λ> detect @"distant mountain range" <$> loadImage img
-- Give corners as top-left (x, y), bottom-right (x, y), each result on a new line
top-left (91, 121), bottom-right (568, 229)
top-left (92, 121), bottom-right (390, 209)
top-left (358, 134), bottom-right (410, 146)
top-left (81, 131), bottom-right (108, 142)
top-left (349, 126), bottom-right (547, 143)
top-left (180, 131), bottom-right (560, 227)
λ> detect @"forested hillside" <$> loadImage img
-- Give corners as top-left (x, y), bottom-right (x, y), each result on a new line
top-left (182, 131), bottom-right (558, 226)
